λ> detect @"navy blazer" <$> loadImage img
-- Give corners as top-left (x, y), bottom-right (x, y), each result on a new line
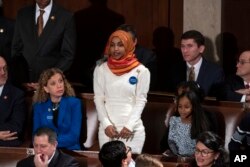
top-left (171, 58), bottom-right (224, 97)
top-left (219, 75), bottom-right (244, 101)
top-left (16, 149), bottom-right (80, 167)
top-left (12, 2), bottom-right (76, 82)
top-left (0, 83), bottom-right (26, 146)
top-left (33, 97), bottom-right (82, 150)
top-left (196, 59), bottom-right (224, 97)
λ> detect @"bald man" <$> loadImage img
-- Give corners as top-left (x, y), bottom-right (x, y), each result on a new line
top-left (220, 51), bottom-right (250, 101)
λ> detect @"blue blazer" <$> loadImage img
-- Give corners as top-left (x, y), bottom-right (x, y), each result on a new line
top-left (33, 96), bottom-right (82, 150)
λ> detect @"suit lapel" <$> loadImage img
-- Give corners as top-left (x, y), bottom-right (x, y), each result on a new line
top-left (49, 150), bottom-right (60, 167)
top-left (0, 85), bottom-right (9, 113)
top-left (197, 59), bottom-right (207, 83)
top-left (28, 5), bottom-right (40, 54)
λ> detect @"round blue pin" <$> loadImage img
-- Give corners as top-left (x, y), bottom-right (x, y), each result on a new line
top-left (129, 76), bottom-right (137, 85)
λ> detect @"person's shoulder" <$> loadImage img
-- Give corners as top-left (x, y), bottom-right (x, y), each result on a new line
top-left (202, 58), bottom-right (223, 70)
top-left (17, 5), bottom-right (34, 15)
top-left (58, 151), bottom-right (79, 166)
top-left (64, 96), bottom-right (81, 104)
top-left (136, 64), bottom-right (149, 72)
top-left (94, 61), bottom-right (107, 71)
top-left (169, 116), bottom-right (179, 123)
top-left (16, 155), bottom-right (34, 167)
top-left (4, 83), bottom-right (24, 96)
top-left (53, 3), bottom-right (73, 16)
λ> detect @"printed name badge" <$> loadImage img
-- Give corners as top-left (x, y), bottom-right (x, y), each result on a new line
top-left (47, 115), bottom-right (53, 120)
top-left (129, 76), bottom-right (138, 85)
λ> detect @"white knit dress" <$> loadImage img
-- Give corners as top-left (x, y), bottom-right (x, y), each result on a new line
top-left (94, 63), bottom-right (150, 153)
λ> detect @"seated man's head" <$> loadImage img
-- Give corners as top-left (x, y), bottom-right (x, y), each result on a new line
top-left (99, 140), bottom-right (132, 167)
top-left (33, 127), bottom-right (58, 160)
top-left (0, 56), bottom-right (8, 86)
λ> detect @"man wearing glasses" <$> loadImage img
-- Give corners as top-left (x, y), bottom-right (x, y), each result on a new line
top-left (219, 50), bottom-right (250, 102)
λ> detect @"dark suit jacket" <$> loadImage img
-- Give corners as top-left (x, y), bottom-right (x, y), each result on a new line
top-left (135, 45), bottom-right (157, 90)
top-left (16, 149), bottom-right (80, 167)
top-left (0, 15), bottom-right (14, 63)
top-left (171, 58), bottom-right (224, 97)
top-left (12, 3), bottom-right (76, 82)
top-left (0, 83), bottom-right (26, 146)
top-left (219, 75), bottom-right (244, 101)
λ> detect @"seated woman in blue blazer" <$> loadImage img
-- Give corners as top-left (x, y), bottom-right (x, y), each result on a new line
top-left (32, 68), bottom-right (82, 150)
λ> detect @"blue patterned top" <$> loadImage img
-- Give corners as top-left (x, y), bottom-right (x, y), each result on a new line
top-left (168, 116), bottom-right (195, 156)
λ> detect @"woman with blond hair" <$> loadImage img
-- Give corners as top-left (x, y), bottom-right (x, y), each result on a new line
top-left (33, 68), bottom-right (82, 150)
top-left (94, 30), bottom-right (150, 153)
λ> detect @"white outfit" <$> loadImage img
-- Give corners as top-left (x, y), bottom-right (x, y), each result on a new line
top-left (94, 63), bottom-right (150, 153)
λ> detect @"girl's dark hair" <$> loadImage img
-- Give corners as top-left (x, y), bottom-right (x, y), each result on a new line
top-left (196, 131), bottom-right (227, 167)
top-left (176, 91), bottom-right (210, 139)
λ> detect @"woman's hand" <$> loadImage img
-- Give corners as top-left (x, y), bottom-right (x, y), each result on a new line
top-left (119, 127), bottom-right (133, 141)
top-left (105, 125), bottom-right (119, 138)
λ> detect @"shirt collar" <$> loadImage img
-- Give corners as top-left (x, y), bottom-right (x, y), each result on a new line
top-left (0, 85), bottom-right (4, 96)
top-left (48, 150), bottom-right (56, 164)
top-left (186, 57), bottom-right (203, 69)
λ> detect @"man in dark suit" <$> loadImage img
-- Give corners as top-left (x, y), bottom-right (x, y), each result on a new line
top-left (12, 0), bottom-right (76, 90)
top-left (0, 4), bottom-right (14, 64)
top-left (0, 56), bottom-right (26, 146)
top-left (17, 127), bottom-right (79, 167)
top-left (171, 30), bottom-right (224, 97)
top-left (219, 51), bottom-right (250, 102)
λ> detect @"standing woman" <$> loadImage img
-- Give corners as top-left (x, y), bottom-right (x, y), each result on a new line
top-left (33, 68), bottom-right (82, 150)
top-left (94, 30), bottom-right (150, 153)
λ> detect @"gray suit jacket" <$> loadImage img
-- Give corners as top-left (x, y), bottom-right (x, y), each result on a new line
top-left (12, 2), bottom-right (76, 82)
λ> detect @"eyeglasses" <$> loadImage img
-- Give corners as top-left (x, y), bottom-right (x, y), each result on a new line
top-left (237, 60), bottom-right (250, 65)
top-left (195, 149), bottom-right (214, 157)
top-left (126, 146), bottom-right (132, 154)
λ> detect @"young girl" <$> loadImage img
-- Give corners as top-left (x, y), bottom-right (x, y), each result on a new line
top-left (32, 68), bottom-right (82, 150)
top-left (167, 91), bottom-right (211, 156)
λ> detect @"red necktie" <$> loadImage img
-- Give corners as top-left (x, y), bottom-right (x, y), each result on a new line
top-left (37, 9), bottom-right (45, 36)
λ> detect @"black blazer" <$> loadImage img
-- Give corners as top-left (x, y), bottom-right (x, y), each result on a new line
top-left (0, 16), bottom-right (14, 63)
top-left (0, 83), bottom-right (26, 146)
top-left (219, 75), bottom-right (245, 101)
top-left (16, 150), bottom-right (80, 167)
top-left (12, 2), bottom-right (76, 82)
